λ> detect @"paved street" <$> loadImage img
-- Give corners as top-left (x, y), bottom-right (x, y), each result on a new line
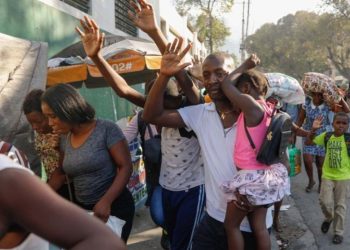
top-left (288, 169), bottom-right (350, 249)
top-left (127, 206), bottom-right (163, 250)
top-left (128, 145), bottom-right (350, 250)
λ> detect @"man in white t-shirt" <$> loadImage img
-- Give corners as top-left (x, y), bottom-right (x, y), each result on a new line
top-left (142, 41), bottom-right (273, 249)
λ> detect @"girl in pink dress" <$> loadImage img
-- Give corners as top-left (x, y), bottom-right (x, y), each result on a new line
top-left (220, 55), bottom-right (289, 250)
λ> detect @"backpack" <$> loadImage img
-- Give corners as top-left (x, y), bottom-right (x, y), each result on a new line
top-left (324, 132), bottom-right (350, 156)
top-left (244, 107), bottom-right (292, 165)
top-left (137, 111), bottom-right (162, 165)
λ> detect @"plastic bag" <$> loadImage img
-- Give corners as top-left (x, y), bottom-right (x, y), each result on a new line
top-left (265, 73), bottom-right (305, 105)
top-left (288, 146), bottom-right (301, 177)
top-left (88, 212), bottom-right (125, 237)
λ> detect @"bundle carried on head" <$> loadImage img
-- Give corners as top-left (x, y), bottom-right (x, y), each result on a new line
top-left (265, 73), bottom-right (305, 105)
top-left (301, 72), bottom-right (341, 105)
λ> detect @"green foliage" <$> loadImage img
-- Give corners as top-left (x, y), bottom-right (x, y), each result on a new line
top-left (175, 0), bottom-right (234, 15)
top-left (245, 11), bottom-right (350, 81)
top-left (322, 0), bottom-right (350, 18)
top-left (196, 13), bottom-right (231, 52)
top-left (174, 0), bottom-right (234, 53)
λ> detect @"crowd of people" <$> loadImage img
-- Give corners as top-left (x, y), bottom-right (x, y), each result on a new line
top-left (1, 0), bottom-right (350, 249)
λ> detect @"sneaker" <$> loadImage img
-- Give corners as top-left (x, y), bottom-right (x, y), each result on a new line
top-left (333, 235), bottom-right (343, 244)
top-left (321, 220), bottom-right (332, 233)
top-left (160, 230), bottom-right (170, 250)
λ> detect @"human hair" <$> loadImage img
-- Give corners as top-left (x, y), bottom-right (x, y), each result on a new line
top-left (333, 112), bottom-right (349, 123)
top-left (204, 52), bottom-right (235, 71)
top-left (41, 84), bottom-right (95, 124)
top-left (23, 89), bottom-right (44, 114)
top-left (145, 77), bottom-right (179, 97)
top-left (236, 69), bottom-right (268, 96)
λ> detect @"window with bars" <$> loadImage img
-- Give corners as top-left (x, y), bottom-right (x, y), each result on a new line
top-left (115, 0), bottom-right (137, 36)
top-left (60, 0), bottom-right (90, 13)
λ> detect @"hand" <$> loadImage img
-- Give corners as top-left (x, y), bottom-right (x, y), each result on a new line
top-left (93, 198), bottom-right (111, 223)
top-left (312, 115), bottom-right (323, 131)
top-left (188, 55), bottom-right (203, 82)
top-left (233, 191), bottom-right (253, 212)
top-left (160, 37), bottom-right (192, 77)
top-left (75, 16), bottom-right (104, 58)
top-left (128, 0), bottom-right (158, 33)
top-left (244, 53), bottom-right (260, 70)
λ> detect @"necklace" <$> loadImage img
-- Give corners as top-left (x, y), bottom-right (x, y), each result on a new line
top-left (218, 109), bottom-right (235, 120)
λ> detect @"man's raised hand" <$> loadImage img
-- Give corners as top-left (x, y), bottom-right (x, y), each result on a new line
top-left (160, 37), bottom-right (192, 77)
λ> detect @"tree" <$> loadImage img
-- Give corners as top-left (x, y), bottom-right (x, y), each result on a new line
top-left (196, 13), bottom-right (230, 52)
top-left (245, 12), bottom-right (330, 79)
top-left (318, 14), bottom-right (350, 80)
top-left (322, 0), bottom-right (350, 18)
top-left (174, 0), bottom-right (234, 53)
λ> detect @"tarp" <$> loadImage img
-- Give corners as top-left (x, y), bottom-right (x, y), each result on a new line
top-left (47, 35), bottom-right (162, 88)
top-left (0, 33), bottom-right (48, 175)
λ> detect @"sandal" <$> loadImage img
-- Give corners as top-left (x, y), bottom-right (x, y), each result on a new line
top-left (321, 220), bottom-right (332, 233)
top-left (305, 182), bottom-right (315, 193)
top-left (333, 235), bottom-right (343, 244)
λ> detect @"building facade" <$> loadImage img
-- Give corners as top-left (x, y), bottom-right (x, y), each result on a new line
top-left (0, 0), bottom-right (205, 122)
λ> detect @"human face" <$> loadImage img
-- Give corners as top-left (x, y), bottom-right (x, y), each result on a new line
top-left (41, 102), bottom-right (71, 135)
top-left (202, 56), bottom-right (230, 100)
top-left (25, 111), bottom-right (51, 134)
top-left (310, 92), bottom-right (324, 105)
top-left (333, 115), bottom-right (349, 136)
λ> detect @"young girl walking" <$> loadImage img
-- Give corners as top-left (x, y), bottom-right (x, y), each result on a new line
top-left (220, 55), bottom-right (289, 250)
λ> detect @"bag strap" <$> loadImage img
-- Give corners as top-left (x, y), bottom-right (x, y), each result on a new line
top-left (146, 123), bottom-right (154, 138)
top-left (243, 118), bottom-right (257, 152)
top-left (324, 132), bottom-right (333, 151)
top-left (137, 111), bottom-right (147, 146)
top-left (243, 107), bottom-right (277, 152)
top-left (344, 133), bottom-right (350, 156)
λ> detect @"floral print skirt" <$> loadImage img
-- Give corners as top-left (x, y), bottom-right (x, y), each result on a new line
top-left (221, 163), bottom-right (289, 206)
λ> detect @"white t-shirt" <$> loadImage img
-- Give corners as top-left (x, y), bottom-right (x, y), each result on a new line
top-left (122, 111), bottom-right (158, 143)
top-left (0, 154), bottom-right (58, 250)
top-left (178, 103), bottom-right (273, 232)
top-left (159, 127), bottom-right (204, 191)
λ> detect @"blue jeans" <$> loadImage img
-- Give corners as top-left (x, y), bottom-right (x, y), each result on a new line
top-left (150, 185), bottom-right (165, 227)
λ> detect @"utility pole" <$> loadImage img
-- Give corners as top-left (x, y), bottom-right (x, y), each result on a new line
top-left (240, 0), bottom-right (246, 63)
top-left (245, 0), bottom-right (251, 40)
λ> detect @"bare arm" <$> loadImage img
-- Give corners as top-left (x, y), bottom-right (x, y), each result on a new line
top-left (0, 169), bottom-right (125, 250)
top-left (129, 0), bottom-right (201, 104)
top-left (305, 116), bottom-right (323, 145)
top-left (93, 139), bottom-right (133, 222)
top-left (221, 55), bottom-right (264, 126)
top-left (295, 107), bottom-right (306, 128)
top-left (339, 97), bottom-right (350, 113)
top-left (47, 151), bottom-right (66, 190)
top-left (292, 122), bottom-right (309, 137)
top-left (143, 73), bottom-right (186, 128)
top-left (76, 16), bottom-right (146, 107)
top-left (142, 40), bottom-right (191, 128)
top-left (47, 166), bottom-right (66, 191)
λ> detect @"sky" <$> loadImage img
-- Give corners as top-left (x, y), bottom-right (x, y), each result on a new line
top-left (222, 0), bottom-right (325, 56)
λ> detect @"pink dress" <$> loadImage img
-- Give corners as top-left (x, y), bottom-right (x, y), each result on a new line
top-left (221, 100), bottom-right (289, 205)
